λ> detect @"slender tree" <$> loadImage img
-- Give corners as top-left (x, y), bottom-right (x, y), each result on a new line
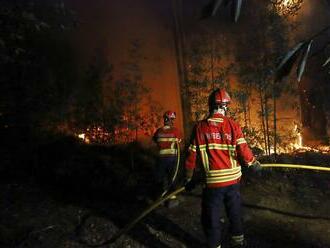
top-left (171, 0), bottom-right (192, 140)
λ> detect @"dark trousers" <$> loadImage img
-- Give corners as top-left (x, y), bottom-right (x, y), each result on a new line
top-left (154, 156), bottom-right (177, 194)
top-left (201, 184), bottom-right (243, 248)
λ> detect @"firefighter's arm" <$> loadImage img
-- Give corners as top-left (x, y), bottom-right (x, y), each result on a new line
top-left (235, 125), bottom-right (255, 167)
top-left (185, 125), bottom-right (198, 180)
top-left (152, 129), bottom-right (158, 143)
top-left (185, 125), bottom-right (203, 191)
top-left (185, 144), bottom-right (197, 173)
top-left (185, 149), bottom-right (196, 191)
top-left (175, 128), bottom-right (183, 147)
top-left (235, 126), bottom-right (262, 172)
top-left (184, 168), bottom-right (196, 191)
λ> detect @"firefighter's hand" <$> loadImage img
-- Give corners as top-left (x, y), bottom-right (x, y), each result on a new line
top-left (184, 178), bottom-right (196, 192)
top-left (250, 160), bottom-right (262, 173)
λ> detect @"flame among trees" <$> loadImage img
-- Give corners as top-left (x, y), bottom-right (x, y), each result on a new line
top-left (2, 0), bottom-right (329, 152)
top-left (271, 0), bottom-right (304, 16)
top-left (182, 0), bottom-right (302, 154)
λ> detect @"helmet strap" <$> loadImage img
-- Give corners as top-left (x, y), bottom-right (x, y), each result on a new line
top-left (164, 118), bottom-right (174, 126)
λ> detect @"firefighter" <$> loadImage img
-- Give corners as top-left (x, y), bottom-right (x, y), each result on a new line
top-left (153, 110), bottom-right (181, 201)
top-left (184, 89), bottom-right (262, 248)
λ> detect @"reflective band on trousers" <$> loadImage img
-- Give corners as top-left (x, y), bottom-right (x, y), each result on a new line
top-left (159, 148), bottom-right (177, 155)
top-left (231, 234), bottom-right (244, 245)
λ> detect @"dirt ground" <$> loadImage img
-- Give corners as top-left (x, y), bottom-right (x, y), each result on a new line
top-left (1, 147), bottom-right (330, 248)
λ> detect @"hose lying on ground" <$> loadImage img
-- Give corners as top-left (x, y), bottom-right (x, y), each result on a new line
top-left (81, 186), bottom-right (186, 247)
top-left (85, 141), bottom-right (182, 247)
top-left (261, 163), bottom-right (330, 172)
top-left (80, 163), bottom-right (330, 247)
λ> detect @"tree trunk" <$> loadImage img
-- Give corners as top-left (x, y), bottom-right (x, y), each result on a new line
top-left (273, 84), bottom-right (277, 158)
top-left (259, 89), bottom-right (268, 153)
top-left (248, 92), bottom-right (251, 127)
top-left (243, 101), bottom-right (248, 127)
top-left (171, 0), bottom-right (192, 141)
top-left (264, 93), bottom-right (271, 156)
top-left (211, 35), bottom-right (215, 89)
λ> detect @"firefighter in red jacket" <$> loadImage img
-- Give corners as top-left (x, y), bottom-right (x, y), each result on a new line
top-left (184, 89), bottom-right (261, 248)
top-left (153, 110), bottom-right (181, 198)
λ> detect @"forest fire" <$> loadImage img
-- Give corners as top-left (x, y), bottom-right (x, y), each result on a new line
top-left (77, 127), bottom-right (111, 144)
top-left (75, 123), bottom-right (330, 155)
top-left (76, 126), bottom-right (138, 145)
top-left (2, 1), bottom-right (330, 248)
top-left (272, 0), bottom-right (303, 16)
top-left (278, 125), bottom-right (330, 154)
top-left (78, 133), bottom-right (90, 144)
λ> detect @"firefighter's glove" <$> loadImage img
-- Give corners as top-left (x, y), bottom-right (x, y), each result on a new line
top-left (250, 160), bottom-right (262, 174)
top-left (184, 178), bottom-right (196, 192)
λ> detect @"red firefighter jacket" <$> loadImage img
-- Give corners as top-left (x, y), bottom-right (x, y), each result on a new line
top-left (185, 113), bottom-right (255, 188)
top-left (153, 125), bottom-right (181, 157)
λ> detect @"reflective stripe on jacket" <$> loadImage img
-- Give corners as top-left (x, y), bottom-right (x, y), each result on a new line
top-left (185, 113), bottom-right (255, 188)
top-left (153, 126), bottom-right (181, 156)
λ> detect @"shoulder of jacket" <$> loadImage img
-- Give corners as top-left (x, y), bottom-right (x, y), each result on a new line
top-left (194, 119), bottom-right (210, 131)
top-left (171, 126), bottom-right (179, 131)
top-left (195, 120), bottom-right (206, 127)
top-left (226, 116), bottom-right (239, 126)
top-left (155, 127), bottom-right (164, 134)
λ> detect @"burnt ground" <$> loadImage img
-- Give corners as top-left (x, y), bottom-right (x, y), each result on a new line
top-left (1, 137), bottom-right (330, 248)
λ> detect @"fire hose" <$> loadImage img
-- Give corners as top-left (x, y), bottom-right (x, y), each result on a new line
top-left (81, 186), bottom-right (186, 247)
top-left (79, 162), bottom-right (330, 247)
top-left (260, 163), bottom-right (330, 171)
top-left (79, 141), bottom-right (181, 247)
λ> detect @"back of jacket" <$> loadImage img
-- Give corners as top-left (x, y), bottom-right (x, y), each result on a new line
top-left (153, 126), bottom-right (181, 157)
top-left (185, 113), bottom-right (255, 188)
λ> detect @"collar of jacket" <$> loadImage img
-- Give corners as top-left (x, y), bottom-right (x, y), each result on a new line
top-left (211, 113), bottom-right (224, 118)
top-left (208, 113), bottom-right (224, 122)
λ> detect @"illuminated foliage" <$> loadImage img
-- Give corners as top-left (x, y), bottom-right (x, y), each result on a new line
top-left (185, 31), bottom-right (232, 121)
top-left (271, 0), bottom-right (304, 16)
top-left (234, 0), bottom-right (294, 154)
top-left (77, 40), bottom-right (163, 144)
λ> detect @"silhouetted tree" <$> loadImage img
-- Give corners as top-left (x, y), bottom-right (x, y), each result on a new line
top-left (171, 0), bottom-right (192, 140)
top-left (0, 0), bottom-right (77, 134)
